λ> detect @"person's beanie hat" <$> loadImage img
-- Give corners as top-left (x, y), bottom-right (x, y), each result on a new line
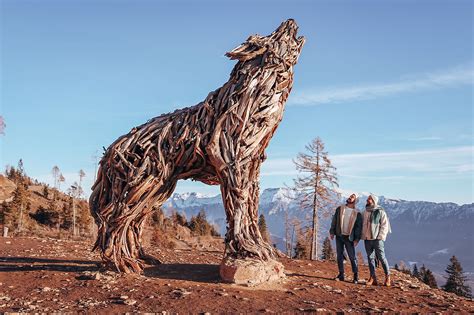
top-left (352, 193), bottom-right (360, 204)
top-left (369, 194), bottom-right (379, 206)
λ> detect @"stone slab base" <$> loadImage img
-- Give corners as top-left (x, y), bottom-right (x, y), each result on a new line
top-left (219, 256), bottom-right (285, 286)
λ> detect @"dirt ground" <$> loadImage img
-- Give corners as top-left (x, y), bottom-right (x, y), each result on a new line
top-left (0, 237), bottom-right (473, 313)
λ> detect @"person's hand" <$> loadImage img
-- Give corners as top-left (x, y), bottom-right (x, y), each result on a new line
top-left (354, 240), bottom-right (359, 246)
top-left (330, 234), bottom-right (334, 240)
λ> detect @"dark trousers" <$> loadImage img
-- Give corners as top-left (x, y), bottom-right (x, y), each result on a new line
top-left (336, 235), bottom-right (358, 275)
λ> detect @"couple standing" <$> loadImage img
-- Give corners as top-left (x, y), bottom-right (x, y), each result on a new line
top-left (329, 193), bottom-right (391, 286)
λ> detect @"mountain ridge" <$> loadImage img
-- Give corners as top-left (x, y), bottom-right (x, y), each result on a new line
top-left (162, 187), bottom-right (474, 288)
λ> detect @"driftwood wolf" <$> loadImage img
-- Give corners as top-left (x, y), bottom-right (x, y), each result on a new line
top-left (90, 19), bottom-right (305, 275)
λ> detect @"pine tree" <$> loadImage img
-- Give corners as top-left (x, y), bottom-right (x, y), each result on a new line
top-left (172, 211), bottom-right (187, 226)
top-left (258, 214), bottom-right (270, 243)
top-left (423, 268), bottom-right (438, 288)
top-left (189, 209), bottom-right (212, 236)
top-left (419, 264), bottom-right (427, 280)
top-left (293, 225), bottom-right (311, 259)
top-left (0, 201), bottom-right (6, 225)
top-left (412, 264), bottom-right (420, 279)
top-left (321, 236), bottom-right (334, 260)
top-left (76, 199), bottom-right (92, 235)
top-left (61, 199), bottom-right (73, 230)
top-left (293, 137), bottom-right (338, 260)
top-left (17, 159), bottom-right (25, 178)
top-left (4, 182), bottom-right (29, 231)
top-left (293, 240), bottom-right (308, 259)
top-left (442, 256), bottom-right (472, 298)
top-left (43, 185), bottom-right (49, 199)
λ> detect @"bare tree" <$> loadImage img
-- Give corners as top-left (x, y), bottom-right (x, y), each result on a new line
top-left (58, 173), bottom-right (65, 190)
top-left (284, 208), bottom-right (292, 256)
top-left (0, 116), bottom-right (5, 135)
top-left (293, 137), bottom-right (338, 260)
top-left (285, 216), bottom-right (301, 258)
top-left (67, 182), bottom-right (80, 236)
top-left (52, 166), bottom-right (60, 189)
top-left (78, 169), bottom-right (86, 197)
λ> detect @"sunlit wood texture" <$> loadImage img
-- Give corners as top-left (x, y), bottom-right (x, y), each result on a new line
top-left (89, 19), bottom-right (305, 273)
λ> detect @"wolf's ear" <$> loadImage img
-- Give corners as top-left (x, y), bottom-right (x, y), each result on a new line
top-left (226, 35), bottom-right (268, 62)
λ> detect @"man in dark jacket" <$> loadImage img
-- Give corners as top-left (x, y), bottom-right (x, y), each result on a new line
top-left (330, 193), bottom-right (363, 283)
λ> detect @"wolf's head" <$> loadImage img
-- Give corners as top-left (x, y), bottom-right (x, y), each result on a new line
top-left (226, 19), bottom-right (305, 66)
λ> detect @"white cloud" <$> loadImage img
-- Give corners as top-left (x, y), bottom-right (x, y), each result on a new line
top-left (289, 64), bottom-right (473, 106)
top-left (407, 136), bottom-right (443, 141)
top-left (261, 146), bottom-right (474, 180)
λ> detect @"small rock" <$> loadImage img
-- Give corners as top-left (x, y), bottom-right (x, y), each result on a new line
top-left (367, 300), bottom-right (377, 304)
top-left (124, 299), bottom-right (137, 306)
top-left (119, 295), bottom-right (129, 300)
top-left (42, 287), bottom-right (51, 292)
top-left (170, 289), bottom-right (191, 298)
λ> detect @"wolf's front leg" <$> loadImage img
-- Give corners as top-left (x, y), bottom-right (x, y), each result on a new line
top-left (218, 163), bottom-right (274, 260)
top-left (217, 161), bottom-right (284, 285)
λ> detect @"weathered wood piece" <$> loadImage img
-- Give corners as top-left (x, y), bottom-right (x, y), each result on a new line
top-left (89, 19), bottom-right (305, 274)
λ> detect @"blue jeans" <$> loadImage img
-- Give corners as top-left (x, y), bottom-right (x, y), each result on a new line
top-left (364, 239), bottom-right (390, 278)
top-left (336, 235), bottom-right (358, 276)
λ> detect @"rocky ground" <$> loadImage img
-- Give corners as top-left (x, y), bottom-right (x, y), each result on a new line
top-left (0, 237), bottom-right (473, 313)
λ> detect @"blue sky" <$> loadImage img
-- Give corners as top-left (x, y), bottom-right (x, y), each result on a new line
top-left (1, 0), bottom-right (472, 204)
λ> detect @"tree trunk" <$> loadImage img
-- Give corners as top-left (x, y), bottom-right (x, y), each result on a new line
top-left (18, 203), bottom-right (23, 232)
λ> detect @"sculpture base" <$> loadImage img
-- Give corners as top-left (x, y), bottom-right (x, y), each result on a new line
top-left (219, 256), bottom-right (285, 286)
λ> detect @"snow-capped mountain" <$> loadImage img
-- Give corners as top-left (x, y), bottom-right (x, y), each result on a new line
top-left (161, 187), bottom-right (474, 284)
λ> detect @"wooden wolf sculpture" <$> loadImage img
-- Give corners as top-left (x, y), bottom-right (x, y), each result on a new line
top-left (90, 19), bottom-right (305, 274)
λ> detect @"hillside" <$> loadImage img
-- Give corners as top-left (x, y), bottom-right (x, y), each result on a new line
top-left (0, 176), bottom-right (16, 203)
top-left (162, 188), bottom-right (474, 288)
top-left (0, 237), bottom-right (472, 312)
top-left (0, 173), bottom-right (92, 239)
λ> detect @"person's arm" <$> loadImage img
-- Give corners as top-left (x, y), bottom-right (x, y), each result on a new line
top-left (329, 207), bottom-right (339, 239)
top-left (377, 210), bottom-right (389, 240)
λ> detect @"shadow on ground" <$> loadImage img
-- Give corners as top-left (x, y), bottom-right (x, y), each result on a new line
top-left (0, 256), bottom-right (100, 272)
top-left (144, 263), bottom-right (221, 283)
